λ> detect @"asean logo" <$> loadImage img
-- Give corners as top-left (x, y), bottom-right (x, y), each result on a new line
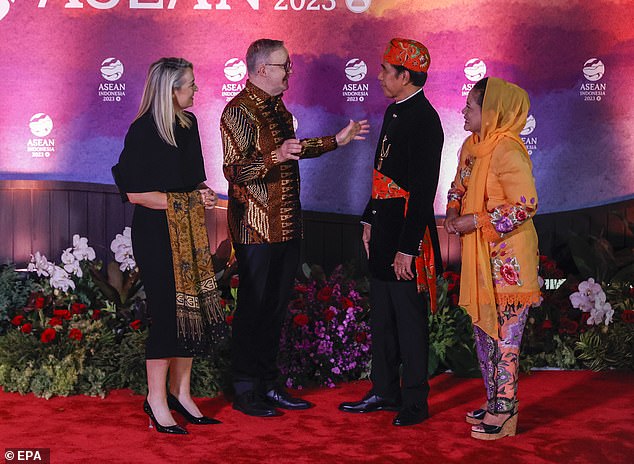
top-left (583, 58), bottom-right (604, 82)
top-left (345, 0), bottom-right (371, 14)
top-left (345, 59), bottom-right (367, 82)
top-left (29, 114), bottom-right (54, 137)
top-left (224, 59), bottom-right (247, 82)
top-left (464, 58), bottom-right (487, 82)
top-left (521, 115), bottom-right (536, 136)
top-left (0, 0), bottom-right (15, 22)
top-left (101, 58), bottom-right (124, 82)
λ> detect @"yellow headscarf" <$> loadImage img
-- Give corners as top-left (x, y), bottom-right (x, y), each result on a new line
top-left (458, 77), bottom-right (530, 339)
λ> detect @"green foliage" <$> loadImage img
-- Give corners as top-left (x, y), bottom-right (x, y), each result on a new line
top-left (429, 274), bottom-right (480, 377)
top-left (0, 264), bottom-right (38, 329)
top-left (576, 324), bottom-right (634, 370)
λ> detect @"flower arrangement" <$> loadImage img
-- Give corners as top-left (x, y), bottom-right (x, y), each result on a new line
top-left (521, 250), bottom-right (634, 371)
top-left (277, 264), bottom-right (372, 389)
top-left (0, 230), bottom-right (148, 398)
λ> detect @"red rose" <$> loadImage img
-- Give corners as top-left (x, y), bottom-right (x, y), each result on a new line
top-left (54, 309), bottom-right (71, 320)
top-left (541, 319), bottom-right (553, 330)
top-left (220, 299), bottom-right (227, 307)
top-left (130, 319), bottom-right (142, 330)
top-left (21, 323), bottom-right (33, 334)
top-left (48, 317), bottom-right (63, 327)
top-left (621, 310), bottom-right (634, 324)
top-left (230, 275), bottom-right (240, 289)
top-left (294, 284), bottom-right (310, 294)
top-left (355, 331), bottom-right (368, 343)
top-left (40, 328), bottom-right (57, 343)
top-left (71, 303), bottom-right (87, 315)
top-left (35, 297), bottom-right (46, 309)
top-left (92, 309), bottom-right (101, 320)
top-left (317, 286), bottom-right (333, 302)
top-left (342, 297), bottom-right (354, 309)
top-left (500, 264), bottom-right (519, 285)
top-left (11, 315), bottom-right (25, 326)
top-left (293, 314), bottom-right (309, 327)
top-left (516, 210), bottom-right (528, 221)
top-left (323, 308), bottom-right (336, 322)
top-left (226, 315), bottom-right (234, 325)
top-left (68, 328), bottom-right (83, 341)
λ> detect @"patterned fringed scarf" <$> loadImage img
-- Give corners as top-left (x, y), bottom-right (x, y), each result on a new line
top-left (166, 191), bottom-right (228, 355)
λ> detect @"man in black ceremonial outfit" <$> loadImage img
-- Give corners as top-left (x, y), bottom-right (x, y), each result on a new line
top-left (339, 38), bottom-right (444, 426)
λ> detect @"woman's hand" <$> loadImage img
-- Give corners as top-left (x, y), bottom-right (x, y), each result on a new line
top-left (452, 214), bottom-right (478, 235)
top-left (199, 188), bottom-right (218, 210)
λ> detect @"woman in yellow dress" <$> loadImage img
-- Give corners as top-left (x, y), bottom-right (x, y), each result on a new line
top-left (445, 77), bottom-right (540, 440)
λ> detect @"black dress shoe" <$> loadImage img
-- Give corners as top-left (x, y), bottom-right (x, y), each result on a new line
top-left (264, 388), bottom-right (313, 410)
top-left (392, 404), bottom-right (429, 426)
top-left (233, 391), bottom-right (281, 417)
top-left (167, 393), bottom-right (221, 425)
top-left (338, 393), bottom-right (401, 413)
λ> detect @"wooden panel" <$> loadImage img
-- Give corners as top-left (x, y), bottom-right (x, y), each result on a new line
top-left (12, 190), bottom-right (32, 264)
top-left (69, 191), bottom-right (88, 240)
top-left (105, 193), bottom-right (126, 252)
top-left (0, 190), bottom-right (13, 261)
top-left (86, 192), bottom-right (107, 262)
top-left (1, 180), bottom-right (634, 271)
top-left (31, 190), bottom-right (51, 259)
top-left (49, 190), bottom-right (70, 262)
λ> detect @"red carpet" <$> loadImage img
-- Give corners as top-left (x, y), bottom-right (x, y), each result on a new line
top-left (1, 371), bottom-right (633, 464)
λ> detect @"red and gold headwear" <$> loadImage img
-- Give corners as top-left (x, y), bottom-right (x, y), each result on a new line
top-left (383, 38), bottom-right (430, 73)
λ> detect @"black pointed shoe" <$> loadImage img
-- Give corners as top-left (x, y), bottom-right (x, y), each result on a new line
top-left (338, 393), bottom-right (401, 413)
top-left (264, 388), bottom-right (313, 410)
top-left (233, 390), bottom-right (281, 417)
top-left (167, 393), bottom-right (221, 425)
top-left (143, 400), bottom-right (188, 434)
top-left (392, 404), bottom-right (429, 426)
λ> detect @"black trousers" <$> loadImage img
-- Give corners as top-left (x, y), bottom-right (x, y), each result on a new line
top-left (231, 239), bottom-right (300, 394)
top-left (369, 278), bottom-right (430, 408)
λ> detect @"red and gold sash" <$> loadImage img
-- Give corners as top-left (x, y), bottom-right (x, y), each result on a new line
top-left (371, 169), bottom-right (438, 313)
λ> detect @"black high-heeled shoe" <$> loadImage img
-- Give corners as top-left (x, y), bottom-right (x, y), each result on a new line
top-left (471, 411), bottom-right (518, 440)
top-left (167, 393), bottom-right (221, 425)
top-left (466, 400), bottom-right (519, 425)
top-left (143, 399), bottom-right (188, 434)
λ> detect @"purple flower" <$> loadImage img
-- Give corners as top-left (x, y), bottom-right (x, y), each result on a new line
top-left (494, 216), bottom-right (514, 233)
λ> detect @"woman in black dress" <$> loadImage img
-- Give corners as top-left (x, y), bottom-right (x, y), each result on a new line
top-left (113, 58), bottom-right (225, 434)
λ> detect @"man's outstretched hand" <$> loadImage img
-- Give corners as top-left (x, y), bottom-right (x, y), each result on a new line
top-left (336, 119), bottom-right (370, 146)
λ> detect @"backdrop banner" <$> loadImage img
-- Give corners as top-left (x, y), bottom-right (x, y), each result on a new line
top-left (1, 0), bottom-right (632, 215)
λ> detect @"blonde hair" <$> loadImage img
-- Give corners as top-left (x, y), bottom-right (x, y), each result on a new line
top-left (135, 57), bottom-right (193, 147)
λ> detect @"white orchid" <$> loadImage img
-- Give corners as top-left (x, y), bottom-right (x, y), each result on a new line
top-left (570, 277), bottom-right (613, 326)
top-left (27, 252), bottom-right (54, 277)
top-left (71, 234), bottom-right (96, 261)
top-left (49, 265), bottom-right (76, 292)
top-left (61, 247), bottom-right (83, 278)
top-left (110, 226), bottom-right (136, 272)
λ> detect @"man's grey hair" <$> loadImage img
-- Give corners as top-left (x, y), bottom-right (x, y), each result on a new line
top-left (246, 39), bottom-right (285, 74)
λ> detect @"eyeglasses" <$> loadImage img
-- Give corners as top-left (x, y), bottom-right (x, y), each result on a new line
top-left (265, 61), bottom-right (293, 73)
